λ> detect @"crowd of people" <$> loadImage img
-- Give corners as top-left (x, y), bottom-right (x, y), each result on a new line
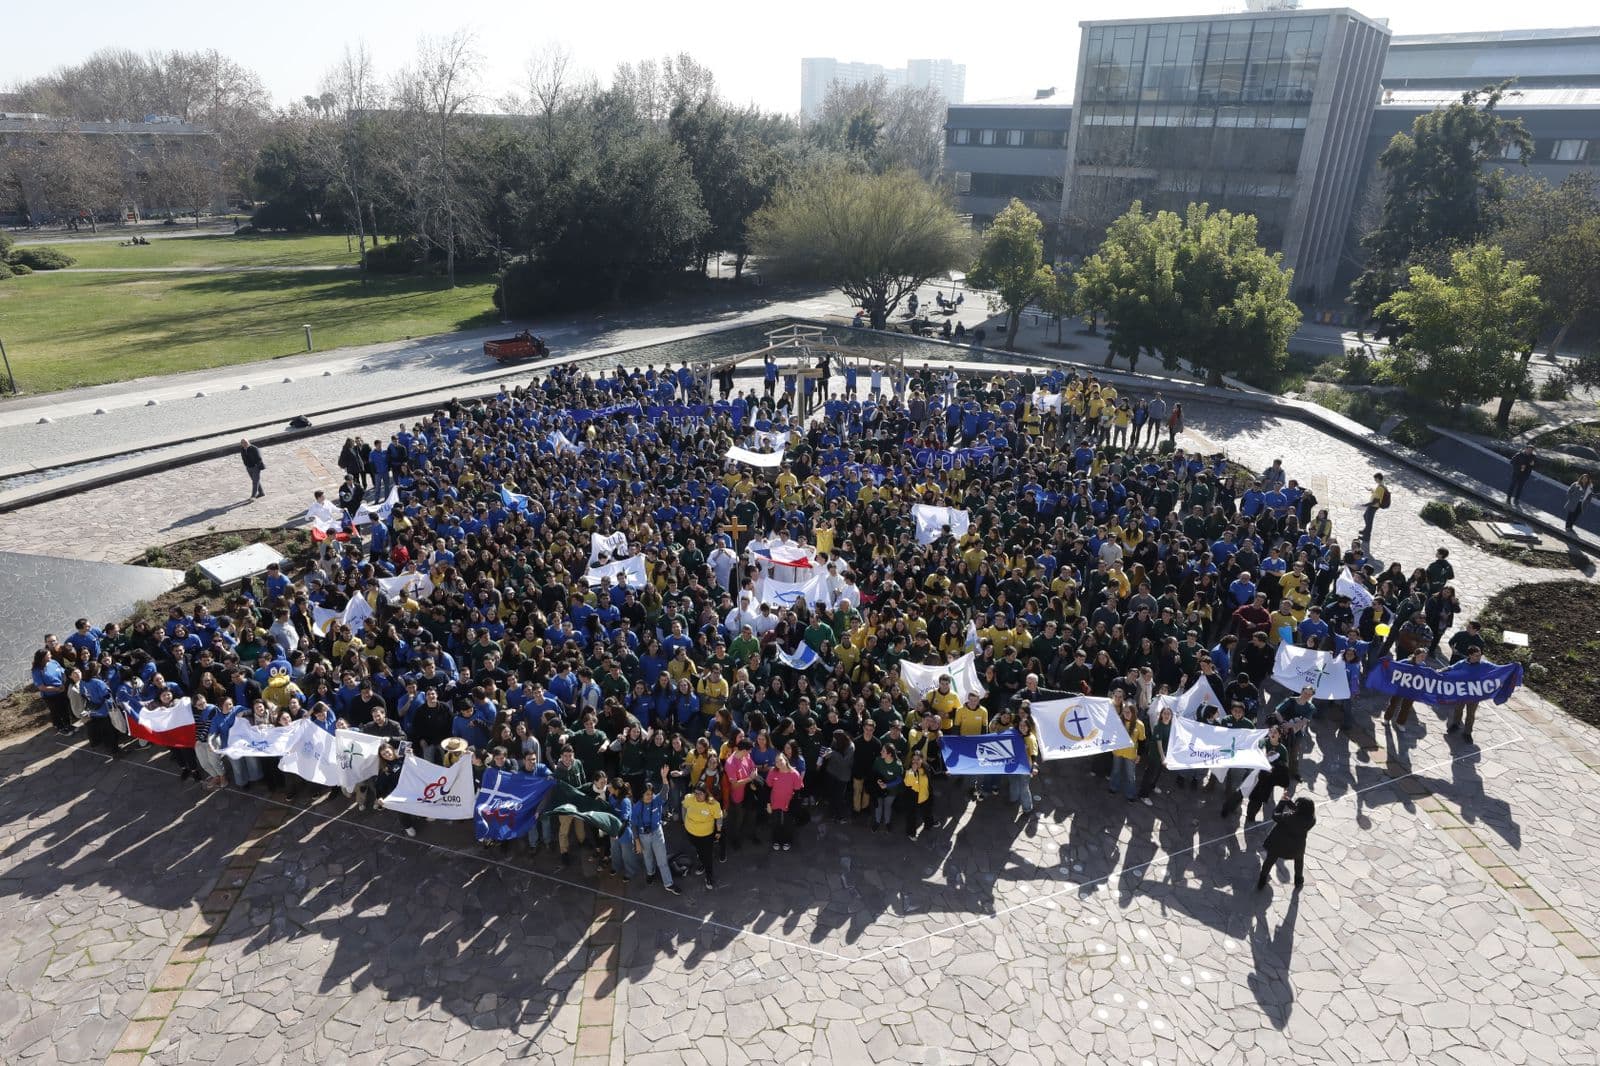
top-left (30, 355), bottom-right (1492, 896)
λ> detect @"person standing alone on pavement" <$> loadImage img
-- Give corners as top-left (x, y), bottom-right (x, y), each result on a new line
top-left (1257, 796), bottom-right (1316, 891)
top-left (1361, 473), bottom-right (1389, 545)
top-left (240, 439), bottom-right (265, 500)
top-left (1507, 445), bottom-right (1536, 508)
top-left (1564, 473), bottom-right (1593, 534)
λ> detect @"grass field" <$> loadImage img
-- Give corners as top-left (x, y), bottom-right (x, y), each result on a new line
top-left (20, 232), bottom-right (361, 269)
top-left (0, 269), bottom-right (498, 393)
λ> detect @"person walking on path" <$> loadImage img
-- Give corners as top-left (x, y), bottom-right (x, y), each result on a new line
top-left (1507, 446), bottom-right (1536, 507)
top-left (1564, 473), bottom-right (1594, 534)
top-left (1360, 473), bottom-right (1389, 546)
top-left (1256, 796), bottom-right (1316, 891)
top-left (240, 438), bottom-right (265, 500)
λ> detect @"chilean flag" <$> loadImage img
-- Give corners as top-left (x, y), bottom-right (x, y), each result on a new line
top-left (750, 545), bottom-right (813, 570)
top-left (127, 698), bottom-right (197, 748)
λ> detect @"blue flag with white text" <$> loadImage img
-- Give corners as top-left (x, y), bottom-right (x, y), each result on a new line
top-left (474, 767), bottom-right (555, 841)
top-left (1365, 657), bottom-right (1522, 706)
top-left (939, 731), bottom-right (1029, 776)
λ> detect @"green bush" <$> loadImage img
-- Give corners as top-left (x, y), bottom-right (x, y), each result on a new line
top-left (0, 232), bottom-right (12, 259)
top-left (364, 240), bottom-right (423, 274)
top-left (1538, 376), bottom-right (1573, 402)
top-left (1420, 501), bottom-right (1456, 528)
top-left (9, 246), bottom-right (76, 270)
top-left (1452, 501), bottom-right (1482, 522)
top-left (0, 260), bottom-right (13, 281)
top-left (9, 262), bottom-right (31, 275)
top-left (142, 546), bottom-right (168, 566)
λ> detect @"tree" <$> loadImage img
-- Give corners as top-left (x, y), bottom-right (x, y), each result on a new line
top-left (1378, 244), bottom-right (1543, 411)
top-left (1074, 202), bottom-right (1298, 385)
top-left (750, 167), bottom-right (971, 330)
top-left (1, 125), bottom-right (123, 230)
top-left (968, 199), bottom-right (1054, 350)
top-left (309, 45), bottom-right (386, 272)
top-left (810, 79), bottom-right (945, 181)
top-left (145, 140), bottom-right (216, 225)
top-left (1038, 263), bottom-right (1075, 346)
top-left (1490, 172), bottom-right (1600, 408)
top-left (1351, 84), bottom-right (1532, 333)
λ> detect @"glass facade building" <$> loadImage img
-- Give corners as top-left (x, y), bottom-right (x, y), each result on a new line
top-left (1061, 8), bottom-right (1390, 303)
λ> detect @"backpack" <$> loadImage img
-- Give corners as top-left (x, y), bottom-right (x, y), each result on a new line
top-left (1379, 487), bottom-right (1392, 509)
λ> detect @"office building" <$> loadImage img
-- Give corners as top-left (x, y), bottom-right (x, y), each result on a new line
top-left (1059, 8), bottom-right (1390, 303)
top-left (944, 90), bottom-right (1072, 244)
top-left (801, 57), bottom-right (965, 120)
top-left (1381, 26), bottom-right (1600, 91)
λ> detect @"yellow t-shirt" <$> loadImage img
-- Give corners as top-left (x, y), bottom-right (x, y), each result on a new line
top-left (1268, 610), bottom-right (1298, 645)
top-left (682, 796), bottom-right (723, 838)
top-left (1114, 719), bottom-right (1145, 760)
top-left (903, 768), bottom-right (931, 804)
top-left (929, 690), bottom-right (961, 729)
top-left (816, 525), bottom-right (835, 557)
top-left (954, 704), bottom-right (988, 736)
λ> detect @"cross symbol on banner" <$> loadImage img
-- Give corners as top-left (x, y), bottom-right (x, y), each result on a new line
top-left (477, 770), bottom-right (524, 811)
top-left (1067, 709), bottom-right (1091, 737)
top-left (1221, 739), bottom-right (1240, 760)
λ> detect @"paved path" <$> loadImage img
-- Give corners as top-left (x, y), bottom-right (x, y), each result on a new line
top-left (43, 266), bottom-right (357, 274)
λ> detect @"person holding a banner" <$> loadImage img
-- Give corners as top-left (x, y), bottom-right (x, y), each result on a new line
top-left (1381, 648), bottom-right (1430, 734)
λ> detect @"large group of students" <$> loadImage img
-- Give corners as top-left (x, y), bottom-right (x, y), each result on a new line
top-left (30, 353), bottom-right (1488, 894)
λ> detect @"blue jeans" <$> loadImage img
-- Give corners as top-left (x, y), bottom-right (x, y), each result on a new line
top-left (636, 825), bottom-right (673, 886)
top-left (610, 835), bottom-right (641, 879)
top-left (1109, 758), bottom-right (1137, 799)
top-left (1009, 773), bottom-right (1034, 812)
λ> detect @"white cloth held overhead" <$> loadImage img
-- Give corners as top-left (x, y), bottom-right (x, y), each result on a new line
top-left (756, 572), bottom-right (833, 610)
top-left (912, 504), bottom-right (972, 545)
top-left (1272, 643), bottom-right (1351, 700)
top-left (589, 531), bottom-right (629, 566)
top-left (726, 444), bottom-right (785, 468)
top-left (584, 554), bottom-right (648, 588)
top-left (1164, 717), bottom-right (1272, 771)
top-left (899, 651), bottom-right (986, 702)
top-left (1336, 567), bottom-right (1374, 626)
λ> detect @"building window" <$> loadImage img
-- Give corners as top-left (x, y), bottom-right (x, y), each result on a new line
top-left (978, 129), bottom-right (996, 146)
top-left (1551, 139), bottom-right (1588, 162)
top-left (951, 128), bottom-right (970, 145)
top-left (953, 171), bottom-right (972, 194)
top-left (1007, 129), bottom-right (1024, 146)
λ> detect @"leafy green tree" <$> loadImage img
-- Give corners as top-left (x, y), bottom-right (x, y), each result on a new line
top-left (749, 167), bottom-right (970, 330)
top-left (1038, 263), bottom-right (1075, 346)
top-left (1351, 84), bottom-right (1532, 333)
top-left (1378, 244), bottom-right (1543, 410)
top-left (967, 199), bottom-right (1055, 350)
top-left (1074, 203), bottom-right (1296, 385)
top-left (1491, 172), bottom-right (1600, 406)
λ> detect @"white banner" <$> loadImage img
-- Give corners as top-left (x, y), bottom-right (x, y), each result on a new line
top-left (377, 570), bottom-right (434, 605)
top-left (1273, 642), bottom-right (1351, 700)
top-left (1032, 696), bottom-right (1134, 761)
top-left (217, 719), bottom-right (298, 759)
top-left (356, 487), bottom-right (400, 525)
top-left (912, 504), bottom-right (972, 545)
top-left (756, 572), bottom-right (833, 610)
top-left (1164, 717), bottom-right (1271, 771)
top-left (727, 444), bottom-right (785, 469)
top-left (312, 593), bottom-right (375, 637)
top-left (1336, 567), bottom-right (1374, 626)
top-left (382, 752), bottom-right (475, 820)
top-left (589, 531), bottom-right (629, 565)
top-left (754, 429), bottom-right (789, 452)
top-left (900, 651), bottom-right (986, 702)
top-left (278, 721), bottom-right (385, 790)
top-left (584, 554), bottom-right (649, 588)
top-left (1151, 678), bottom-right (1223, 722)
top-left (1033, 389), bottom-right (1062, 413)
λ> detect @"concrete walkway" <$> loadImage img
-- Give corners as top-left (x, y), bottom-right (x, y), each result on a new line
top-left (44, 266), bottom-right (357, 274)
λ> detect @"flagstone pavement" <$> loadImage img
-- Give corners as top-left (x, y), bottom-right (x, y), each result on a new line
top-left (3, 386), bottom-right (1600, 1064)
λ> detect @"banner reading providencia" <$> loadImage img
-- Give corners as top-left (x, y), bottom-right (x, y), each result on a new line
top-left (1365, 657), bottom-right (1523, 705)
top-left (939, 731), bottom-right (1030, 776)
top-left (1031, 696), bottom-right (1133, 761)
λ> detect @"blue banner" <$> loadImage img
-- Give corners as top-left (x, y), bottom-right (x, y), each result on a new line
top-left (1365, 657), bottom-right (1523, 706)
top-left (474, 767), bottom-right (556, 841)
top-left (939, 731), bottom-right (1030, 776)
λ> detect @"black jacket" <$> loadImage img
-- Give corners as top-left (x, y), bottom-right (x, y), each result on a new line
top-left (241, 444), bottom-right (264, 471)
top-left (1263, 799), bottom-right (1316, 859)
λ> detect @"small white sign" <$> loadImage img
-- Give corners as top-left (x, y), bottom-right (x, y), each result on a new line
top-left (1500, 630), bottom-right (1529, 648)
top-left (197, 542), bottom-right (286, 585)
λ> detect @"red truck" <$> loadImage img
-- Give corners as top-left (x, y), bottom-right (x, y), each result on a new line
top-left (483, 331), bottom-right (549, 362)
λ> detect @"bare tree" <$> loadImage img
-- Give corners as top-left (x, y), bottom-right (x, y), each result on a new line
top-left (391, 31), bottom-right (483, 287)
top-left (311, 44), bottom-right (384, 272)
top-left (3, 123), bottom-right (124, 230)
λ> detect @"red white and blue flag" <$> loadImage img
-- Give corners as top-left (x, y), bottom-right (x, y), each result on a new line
top-left (126, 698), bottom-right (197, 748)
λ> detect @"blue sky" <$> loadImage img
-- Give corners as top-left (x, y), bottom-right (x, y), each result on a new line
top-left (7, 0), bottom-right (1597, 115)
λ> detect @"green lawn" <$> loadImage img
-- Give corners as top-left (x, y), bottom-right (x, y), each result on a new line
top-left (0, 269), bottom-right (498, 393)
top-left (19, 232), bottom-right (361, 269)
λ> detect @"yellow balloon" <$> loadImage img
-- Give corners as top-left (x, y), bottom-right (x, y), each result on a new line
top-left (1375, 623), bottom-right (1391, 637)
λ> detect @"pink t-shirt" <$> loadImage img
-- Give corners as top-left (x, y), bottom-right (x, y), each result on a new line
top-left (725, 751), bottom-right (756, 803)
top-left (767, 768), bottom-right (804, 811)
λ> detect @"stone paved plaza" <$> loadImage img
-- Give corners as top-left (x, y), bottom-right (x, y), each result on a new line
top-left (2, 382), bottom-right (1600, 1065)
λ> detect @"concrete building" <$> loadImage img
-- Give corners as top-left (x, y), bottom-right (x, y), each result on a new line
top-left (1381, 25), bottom-right (1600, 91)
top-left (944, 90), bottom-right (1072, 244)
top-left (1059, 8), bottom-right (1391, 304)
top-left (801, 57), bottom-right (966, 119)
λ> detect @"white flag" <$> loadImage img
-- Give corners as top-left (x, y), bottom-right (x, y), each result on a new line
top-left (381, 752), bottom-right (475, 820)
top-left (356, 487), bottom-right (400, 524)
top-left (912, 504), bottom-right (972, 545)
top-left (1164, 716), bottom-right (1271, 771)
top-left (311, 605), bottom-right (340, 638)
top-left (584, 554), bottom-right (648, 588)
top-left (1032, 697), bottom-right (1134, 761)
top-left (378, 570), bottom-right (434, 605)
top-left (1033, 389), bottom-right (1062, 413)
top-left (756, 571), bottom-right (833, 610)
top-left (900, 651), bottom-right (986, 702)
top-left (1272, 643), bottom-right (1351, 700)
top-left (589, 531), bottom-right (629, 566)
top-left (278, 726), bottom-right (382, 793)
top-left (754, 429), bottom-right (789, 452)
top-left (217, 719), bottom-right (298, 759)
top-left (727, 444), bottom-right (785, 468)
top-left (1336, 567), bottom-right (1374, 626)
